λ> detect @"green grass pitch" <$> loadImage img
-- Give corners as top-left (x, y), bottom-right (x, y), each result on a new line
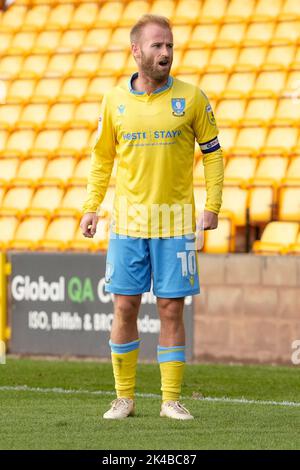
top-left (0, 358), bottom-right (299, 450)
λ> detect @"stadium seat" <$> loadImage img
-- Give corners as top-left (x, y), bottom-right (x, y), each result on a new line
top-left (9, 31), bottom-right (36, 54)
top-left (99, 51), bottom-right (128, 75)
top-left (263, 128), bottom-right (298, 152)
top-left (46, 103), bottom-right (75, 129)
top-left (254, 70), bottom-right (287, 94)
top-left (45, 4), bottom-right (74, 30)
top-left (278, 186), bottom-right (300, 221)
top-left (14, 157), bottom-right (47, 185)
top-left (8, 216), bottom-right (48, 250)
top-left (252, 157), bottom-right (288, 185)
top-left (172, 25), bottom-right (192, 48)
top-left (18, 103), bottom-right (49, 129)
top-left (58, 78), bottom-right (89, 103)
top-left (273, 20), bottom-right (300, 41)
top-left (1, 186), bottom-right (34, 215)
top-left (210, 45), bottom-right (238, 69)
top-left (173, 0), bottom-right (201, 25)
top-left (73, 102), bottom-right (100, 128)
top-left (252, 0), bottom-right (282, 19)
top-left (0, 104), bottom-right (22, 130)
top-left (46, 53), bottom-right (75, 77)
top-left (19, 54), bottom-right (49, 79)
top-left (244, 98), bottom-right (277, 122)
top-left (85, 76), bottom-right (116, 101)
top-left (201, 0), bottom-right (227, 19)
top-left (252, 221), bottom-right (299, 254)
top-left (150, 0), bottom-right (176, 18)
top-left (40, 157), bottom-right (76, 185)
top-left (221, 186), bottom-right (248, 226)
top-left (238, 43), bottom-right (267, 68)
top-left (0, 55), bottom-right (23, 80)
top-left (224, 157), bottom-right (257, 185)
top-left (0, 158), bottom-right (19, 182)
top-left (32, 78), bottom-right (62, 103)
top-left (70, 157), bottom-right (90, 185)
top-left (95, 1), bottom-right (124, 27)
top-left (226, 71), bottom-right (256, 94)
top-left (244, 22), bottom-right (275, 42)
top-left (27, 186), bottom-right (64, 216)
top-left (265, 43), bottom-right (296, 67)
top-left (0, 4), bottom-right (26, 32)
top-left (30, 130), bottom-right (62, 158)
top-left (218, 127), bottom-right (238, 151)
top-left (0, 32), bottom-right (12, 54)
top-left (282, 0), bottom-right (300, 16)
top-left (83, 29), bottom-right (111, 52)
top-left (181, 50), bottom-right (210, 73)
top-left (190, 24), bottom-right (218, 47)
top-left (200, 73), bottom-right (228, 96)
top-left (275, 98), bottom-right (300, 120)
top-left (0, 130), bottom-right (8, 154)
top-left (72, 52), bottom-right (101, 77)
top-left (59, 129), bottom-right (91, 157)
top-left (218, 24), bottom-right (246, 44)
top-left (217, 99), bottom-right (246, 122)
top-left (286, 232), bottom-right (300, 254)
top-left (6, 78), bottom-right (36, 103)
top-left (22, 4), bottom-right (50, 31)
top-left (37, 216), bottom-right (79, 250)
top-left (109, 27), bottom-right (131, 51)
top-left (235, 128), bottom-right (267, 150)
top-left (226, 0), bottom-right (255, 19)
top-left (70, 3), bottom-right (98, 29)
top-left (56, 186), bottom-right (88, 217)
top-left (282, 157), bottom-right (300, 185)
top-left (33, 31), bottom-right (61, 54)
top-left (0, 215), bottom-right (18, 250)
top-left (203, 213), bottom-right (235, 253)
top-left (3, 129), bottom-right (35, 157)
top-left (248, 186), bottom-right (274, 224)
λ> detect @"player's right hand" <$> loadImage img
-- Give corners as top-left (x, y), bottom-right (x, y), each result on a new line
top-left (80, 212), bottom-right (99, 238)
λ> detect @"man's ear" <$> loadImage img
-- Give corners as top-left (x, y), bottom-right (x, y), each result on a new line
top-left (131, 43), bottom-right (141, 61)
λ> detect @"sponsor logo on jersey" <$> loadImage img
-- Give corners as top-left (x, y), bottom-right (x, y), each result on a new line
top-left (171, 98), bottom-right (185, 116)
top-left (206, 104), bottom-right (216, 126)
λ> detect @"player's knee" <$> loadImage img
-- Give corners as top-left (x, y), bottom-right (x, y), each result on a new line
top-left (158, 299), bottom-right (184, 324)
top-left (115, 297), bottom-right (140, 323)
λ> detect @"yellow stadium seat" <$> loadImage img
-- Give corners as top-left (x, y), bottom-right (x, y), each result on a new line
top-left (28, 186), bottom-right (64, 216)
top-left (0, 104), bottom-right (22, 130)
top-left (29, 130), bottom-right (62, 158)
top-left (58, 30), bottom-right (85, 53)
top-left (244, 98), bottom-right (277, 122)
top-left (83, 29), bottom-right (111, 53)
top-left (72, 52), bottom-right (101, 77)
top-left (46, 103), bottom-right (75, 129)
top-left (286, 232), bottom-right (300, 254)
top-left (18, 103), bottom-right (49, 129)
top-left (180, 49), bottom-right (210, 73)
top-left (238, 43), bottom-right (267, 67)
top-left (217, 99), bottom-right (246, 122)
top-left (3, 130), bottom-right (35, 158)
top-left (235, 128), bottom-right (267, 150)
top-left (99, 51), bottom-right (128, 75)
top-left (200, 72), bottom-right (227, 96)
top-left (6, 79), bottom-right (36, 103)
top-left (218, 24), bottom-right (246, 43)
top-left (278, 186), bottom-right (300, 221)
top-left (172, 0), bottom-right (202, 25)
top-left (73, 102), bottom-right (100, 128)
top-left (224, 157), bottom-right (257, 185)
top-left (123, 54), bottom-right (137, 76)
top-left (253, 221), bottom-right (299, 254)
top-left (226, 0), bottom-right (255, 18)
top-left (0, 158), bottom-right (19, 182)
top-left (226, 71), bottom-right (256, 94)
top-left (0, 130), bottom-right (8, 154)
top-left (70, 157), bottom-right (90, 185)
top-left (282, 0), bottom-right (300, 16)
top-left (14, 157), bottom-right (47, 185)
top-left (85, 76), bottom-right (116, 101)
top-left (244, 22), bottom-right (274, 42)
top-left (265, 43), bottom-right (296, 67)
top-left (45, 4), bottom-right (74, 30)
top-left (263, 128), bottom-right (298, 151)
top-left (46, 53), bottom-right (75, 77)
top-left (0, 184), bottom-right (6, 205)
top-left (221, 186), bottom-right (248, 225)
top-left (172, 25), bottom-right (192, 48)
top-left (70, 3), bottom-right (98, 29)
top-left (209, 45), bottom-right (238, 69)
top-left (253, 157), bottom-right (288, 185)
top-left (38, 216), bottom-right (78, 250)
top-left (23, 4), bottom-right (50, 31)
top-left (59, 78), bottom-right (89, 102)
top-left (273, 20), bottom-right (300, 41)
top-left (119, 1), bottom-right (149, 26)
top-left (109, 27), bottom-right (131, 51)
top-left (95, 1), bottom-right (124, 27)
top-left (19, 54), bottom-right (49, 79)
top-left (56, 186), bottom-right (87, 216)
top-left (41, 157), bottom-right (75, 185)
top-left (0, 55), bottom-right (23, 79)
top-left (254, 70), bottom-right (286, 93)
top-left (252, 0), bottom-right (282, 18)
top-left (175, 73), bottom-right (199, 86)
top-left (1, 4), bottom-right (26, 32)
top-left (32, 78), bottom-right (62, 103)
top-left (0, 32), bottom-right (12, 54)
top-left (282, 157), bottom-right (300, 185)
top-left (248, 186), bottom-right (274, 223)
top-left (1, 186), bottom-right (34, 215)
top-left (32, 31), bottom-right (61, 54)
top-left (0, 216), bottom-right (18, 250)
top-left (218, 127), bottom-right (238, 150)
top-left (190, 25), bottom-right (218, 47)
top-left (203, 214), bottom-right (235, 253)
top-left (8, 216), bottom-right (48, 250)
top-left (275, 98), bottom-right (300, 120)
top-left (9, 31), bottom-right (36, 54)
top-left (201, 0), bottom-right (227, 19)
top-left (150, 0), bottom-right (175, 18)
top-left (59, 129), bottom-right (91, 157)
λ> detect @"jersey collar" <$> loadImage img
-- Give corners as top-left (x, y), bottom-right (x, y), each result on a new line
top-left (128, 72), bottom-right (173, 96)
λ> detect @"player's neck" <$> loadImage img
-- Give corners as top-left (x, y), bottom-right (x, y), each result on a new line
top-left (132, 71), bottom-right (169, 95)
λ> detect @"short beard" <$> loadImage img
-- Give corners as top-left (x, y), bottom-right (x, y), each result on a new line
top-left (140, 50), bottom-right (170, 82)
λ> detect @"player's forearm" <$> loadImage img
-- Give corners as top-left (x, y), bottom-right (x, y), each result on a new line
top-left (202, 147), bottom-right (224, 214)
top-left (82, 148), bottom-right (114, 214)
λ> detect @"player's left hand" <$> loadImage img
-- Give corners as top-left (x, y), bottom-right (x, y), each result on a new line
top-left (198, 210), bottom-right (218, 230)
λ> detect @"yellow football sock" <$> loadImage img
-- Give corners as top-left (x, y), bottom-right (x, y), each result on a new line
top-left (157, 345), bottom-right (186, 403)
top-left (110, 339), bottom-right (141, 400)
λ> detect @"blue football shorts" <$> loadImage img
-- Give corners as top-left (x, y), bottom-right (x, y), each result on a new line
top-left (104, 232), bottom-right (200, 298)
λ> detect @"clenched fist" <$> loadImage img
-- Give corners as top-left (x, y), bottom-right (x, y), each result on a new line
top-left (80, 212), bottom-right (99, 238)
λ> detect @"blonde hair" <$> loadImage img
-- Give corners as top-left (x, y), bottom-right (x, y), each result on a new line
top-left (130, 14), bottom-right (172, 44)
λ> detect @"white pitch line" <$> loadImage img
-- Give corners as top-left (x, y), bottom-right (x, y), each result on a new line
top-left (0, 385), bottom-right (300, 408)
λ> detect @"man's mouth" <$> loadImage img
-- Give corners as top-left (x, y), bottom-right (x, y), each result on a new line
top-left (158, 59), bottom-right (169, 67)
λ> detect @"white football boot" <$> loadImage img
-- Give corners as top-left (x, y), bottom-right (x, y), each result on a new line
top-left (103, 398), bottom-right (135, 419)
top-left (160, 401), bottom-right (194, 420)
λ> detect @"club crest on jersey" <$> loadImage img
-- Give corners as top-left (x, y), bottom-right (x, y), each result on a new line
top-left (171, 98), bottom-right (185, 116)
top-left (206, 104), bottom-right (216, 126)
top-left (117, 104), bottom-right (125, 115)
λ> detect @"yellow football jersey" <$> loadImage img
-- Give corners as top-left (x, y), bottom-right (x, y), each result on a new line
top-left (83, 74), bottom-right (224, 237)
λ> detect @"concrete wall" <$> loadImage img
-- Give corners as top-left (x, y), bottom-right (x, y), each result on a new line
top-left (194, 254), bottom-right (300, 365)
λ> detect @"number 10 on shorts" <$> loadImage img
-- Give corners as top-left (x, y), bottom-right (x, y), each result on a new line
top-left (177, 251), bottom-right (197, 277)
